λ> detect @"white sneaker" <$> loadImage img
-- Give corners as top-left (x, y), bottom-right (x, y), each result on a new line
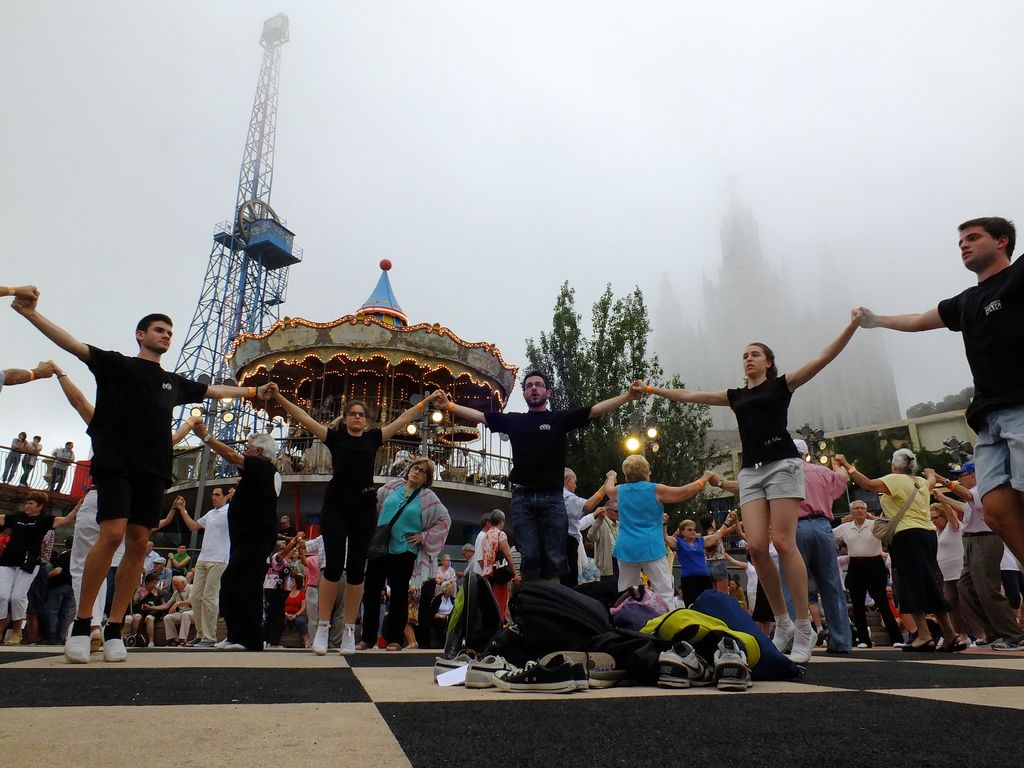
top-left (340, 625), bottom-right (356, 654)
top-left (64, 634), bottom-right (91, 664)
top-left (216, 642), bottom-right (247, 651)
top-left (788, 627), bottom-right (818, 664)
top-left (772, 621), bottom-right (796, 654)
top-left (312, 624), bottom-right (329, 656)
top-left (213, 638), bottom-right (232, 649)
top-left (103, 637), bottom-right (128, 663)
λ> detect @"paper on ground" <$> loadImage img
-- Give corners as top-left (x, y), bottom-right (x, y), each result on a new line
top-left (437, 665), bottom-right (468, 686)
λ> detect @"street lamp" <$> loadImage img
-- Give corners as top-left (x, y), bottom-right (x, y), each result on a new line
top-left (796, 423), bottom-right (830, 465)
top-left (624, 411), bottom-right (659, 454)
top-left (943, 436), bottom-right (974, 470)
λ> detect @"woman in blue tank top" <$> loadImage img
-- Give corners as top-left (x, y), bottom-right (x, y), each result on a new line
top-left (601, 454), bottom-right (716, 602)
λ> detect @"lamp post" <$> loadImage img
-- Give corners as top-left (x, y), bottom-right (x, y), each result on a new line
top-left (624, 411), bottom-right (660, 456)
top-left (943, 435), bottom-right (974, 471)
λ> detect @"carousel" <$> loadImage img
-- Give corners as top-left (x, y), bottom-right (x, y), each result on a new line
top-left (208, 260), bottom-right (518, 534)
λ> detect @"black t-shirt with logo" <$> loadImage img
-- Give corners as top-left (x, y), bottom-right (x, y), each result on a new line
top-left (0, 513), bottom-right (56, 572)
top-left (228, 456), bottom-right (282, 546)
top-left (50, 549), bottom-right (72, 588)
top-left (86, 346), bottom-right (208, 486)
top-left (938, 257), bottom-right (1024, 432)
top-left (727, 375), bottom-right (800, 468)
top-left (323, 427), bottom-right (383, 501)
top-left (485, 407), bottom-right (592, 491)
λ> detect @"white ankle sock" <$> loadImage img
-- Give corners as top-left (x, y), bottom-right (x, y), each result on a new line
top-left (795, 618), bottom-right (813, 636)
top-left (774, 614), bottom-right (794, 628)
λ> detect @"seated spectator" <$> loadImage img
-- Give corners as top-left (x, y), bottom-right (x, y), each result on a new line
top-left (149, 560), bottom-right (171, 602)
top-left (167, 544), bottom-right (191, 577)
top-left (142, 542), bottom-right (163, 575)
top-left (283, 575), bottom-right (308, 647)
top-left (130, 573), bottom-right (167, 647)
top-left (162, 575), bottom-right (194, 646)
top-left (435, 553), bottom-right (457, 588)
top-left (727, 574), bottom-right (749, 611)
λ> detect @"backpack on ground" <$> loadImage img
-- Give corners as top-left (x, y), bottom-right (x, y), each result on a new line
top-left (443, 574), bottom-right (501, 659)
top-left (507, 581), bottom-right (612, 659)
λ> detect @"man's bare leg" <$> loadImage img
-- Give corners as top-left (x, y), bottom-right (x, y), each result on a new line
top-left (107, 523), bottom-right (150, 625)
top-left (75, 519), bottom-right (127, 624)
top-left (983, 487), bottom-right (1024, 565)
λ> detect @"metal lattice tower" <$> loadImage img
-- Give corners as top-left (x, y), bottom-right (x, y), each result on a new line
top-left (174, 13), bottom-right (301, 439)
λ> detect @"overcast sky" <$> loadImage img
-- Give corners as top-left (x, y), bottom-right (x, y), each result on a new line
top-left (3, 2), bottom-right (1020, 459)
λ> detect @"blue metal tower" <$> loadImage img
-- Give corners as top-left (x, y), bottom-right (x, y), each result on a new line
top-left (174, 13), bottom-right (300, 439)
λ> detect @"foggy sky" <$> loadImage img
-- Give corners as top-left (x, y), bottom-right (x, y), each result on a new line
top-left (3, 2), bottom-right (1020, 458)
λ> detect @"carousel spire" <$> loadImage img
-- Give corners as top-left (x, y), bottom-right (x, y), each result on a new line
top-left (359, 259), bottom-right (408, 326)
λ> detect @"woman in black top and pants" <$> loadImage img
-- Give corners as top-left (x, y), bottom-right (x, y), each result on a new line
top-left (642, 311), bottom-right (862, 663)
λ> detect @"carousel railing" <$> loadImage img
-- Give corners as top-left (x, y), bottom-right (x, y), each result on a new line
top-left (170, 436), bottom-right (512, 491)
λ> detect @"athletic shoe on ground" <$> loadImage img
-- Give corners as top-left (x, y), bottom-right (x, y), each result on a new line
top-left (788, 628), bottom-right (818, 664)
top-left (657, 641), bottom-right (714, 689)
top-left (493, 654), bottom-right (588, 694)
top-left (974, 638), bottom-right (995, 647)
top-left (432, 650), bottom-right (476, 682)
top-left (213, 638), bottom-right (232, 649)
top-left (312, 624), bottom-right (329, 656)
top-left (537, 651), bottom-right (627, 689)
top-left (217, 642), bottom-right (248, 651)
top-left (3, 629), bottom-right (23, 646)
top-left (714, 637), bottom-right (752, 691)
top-left (466, 655), bottom-right (517, 689)
top-left (991, 640), bottom-right (1024, 652)
top-left (186, 638), bottom-right (200, 647)
top-left (64, 634), bottom-right (91, 664)
top-left (772, 622), bottom-right (796, 654)
top-left (102, 637), bottom-right (128, 663)
top-left (339, 626), bottom-right (357, 654)
top-left (193, 639), bottom-right (217, 649)
top-left (90, 630), bottom-right (102, 654)
top-left (856, 642), bottom-right (869, 649)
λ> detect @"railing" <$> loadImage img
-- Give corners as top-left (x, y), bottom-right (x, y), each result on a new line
top-left (0, 443), bottom-right (89, 497)
top-left (170, 436), bottom-right (512, 491)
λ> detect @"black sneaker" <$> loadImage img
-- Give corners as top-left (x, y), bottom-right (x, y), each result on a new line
top-left (714, 637), bottom-right (752, 691)
top-left (493, 654), bottom-right (588, 693)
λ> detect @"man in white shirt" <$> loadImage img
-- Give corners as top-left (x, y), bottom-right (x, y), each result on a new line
top-left (833, 501), bottom-right (903, 647)
top-left (562, 468), bottom-right (603, 586)
top-left (176, 489), bottom-right (231, 648)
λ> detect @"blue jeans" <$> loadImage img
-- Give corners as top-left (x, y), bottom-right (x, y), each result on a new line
top-left (781, 516), bottom-right (853, 652)
top-left (509, 487), bottom-right (568, 579)
top-left (45, 584), bottom-right (76, 643)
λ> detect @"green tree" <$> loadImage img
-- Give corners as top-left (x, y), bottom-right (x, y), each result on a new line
top-left (525, 282), bottom-right (716, 520)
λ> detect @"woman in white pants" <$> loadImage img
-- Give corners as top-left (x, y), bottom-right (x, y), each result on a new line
top-left (0, 491), bottom-right (77, 645)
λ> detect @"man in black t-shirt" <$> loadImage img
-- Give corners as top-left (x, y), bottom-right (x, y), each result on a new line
top-left (857, 216), bottom-right (1024, 569)
top-left (11, 291), bottom-right (273, 663)
top-left (443, 370), bottom-right (641, 581)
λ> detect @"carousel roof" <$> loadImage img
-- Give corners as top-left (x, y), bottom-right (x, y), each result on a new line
top-left (359, 259), bottom-right (408, 325)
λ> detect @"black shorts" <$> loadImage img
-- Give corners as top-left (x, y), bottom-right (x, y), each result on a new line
top-left (320, 495), bottom-right (376, 585)
top-left (93, 471), bottom-right (166, 529)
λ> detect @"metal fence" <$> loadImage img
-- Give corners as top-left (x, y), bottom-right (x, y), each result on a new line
top-left (171, 436), bottom-right (513, 490)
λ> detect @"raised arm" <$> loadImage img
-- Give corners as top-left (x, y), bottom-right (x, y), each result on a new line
top-left (382, 390), bottom-right (447, 441)
top-left (11, 295), bottom-right (91, 362)
top-left (206, 382), bottom-right (276, 401)
top-left (922, 468), bottom-right (973, 502)
top-left (703, 511), bottom-right (739, 546)
top-left (51, 363), bottom-right (94, 424)
top-left (171, 418), bottom-right (196, 446)
top-left (153, 501), bottom-right (179, 532)
top-left (175, 497), bottom-right (202, 533)
top-left (785, 311), bottom-right (862, 391)
top-left (710, 474), bottom-right (740, 494)
top-left (52, 496), bottom-right (84, 528)
top-left (2, 361), bottom-right (56, 387)
top-left (192, 420), bottom-right (244, 468)
top-left (834, 455), bottom-right (888, 495)
top-left (655, 471), bottom-right (716, 504)
top-left (600, 471), bottom-right (619, 501)
top-left (436, 390), bottom-right (486, 425)
top-left (643, 380), bottom-right (729, 407)
top-left (271, 388), bottom-right (328, 442)
top-left (588, 384), bottom-right (643, 420)
top-left (857, 306), bottom-right (944, 333)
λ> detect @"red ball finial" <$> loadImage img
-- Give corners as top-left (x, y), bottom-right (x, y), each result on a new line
top-left (380, 259), bottom-right (392, 271)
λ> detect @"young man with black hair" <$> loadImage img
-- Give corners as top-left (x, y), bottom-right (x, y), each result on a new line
top-left (11, 290), bottom-right (273, 663)
top-left (857, 217), bottom-right (1024, 575)
top-left (441, 371), bottom-right (641, 581)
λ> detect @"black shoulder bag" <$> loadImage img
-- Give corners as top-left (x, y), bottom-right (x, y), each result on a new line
top-left (367, 487), bottom-right (422, 560)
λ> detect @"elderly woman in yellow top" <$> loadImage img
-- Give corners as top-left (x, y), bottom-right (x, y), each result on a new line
top-left (836, 448), bottom-right (959, 652)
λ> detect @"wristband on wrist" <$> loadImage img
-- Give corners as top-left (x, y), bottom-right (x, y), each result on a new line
top-left (645, 385), bottom-right (654, 395)
top-left (28, 370), bottom-right (36, 381)
top-left (694, 478), bottom-right (705, 490)
top-left (201, 434), bottom-right (211, 444)
top-left (417, 402), bottom-right (426, 412)
top-left (948, 480), bottom-right (958, 490)
top-left (247, 386), bottom-right (256, 397)
top-left (446, 401), bottom-right (455, 413)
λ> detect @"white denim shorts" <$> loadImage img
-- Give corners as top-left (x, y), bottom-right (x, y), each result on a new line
top-left (737, 457), bottom-right (806, 507)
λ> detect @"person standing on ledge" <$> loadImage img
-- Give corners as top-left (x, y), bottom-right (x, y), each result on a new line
top-left (439, 371), bottom-right (642, 582)
top-left (641, 311), bottom-right (862, 664)
top-left (856, 217), bottom-right (1024, 572)
top-left (10, 289), bottom-right (273, 663)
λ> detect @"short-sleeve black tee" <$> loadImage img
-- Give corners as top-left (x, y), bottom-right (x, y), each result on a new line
top-left (323, 427), bottom-right (383, 500)
top-left (727, 375), bottom-right (799, 468)
top-left (0, 513), bottom-right (56, 572)
top-left (50, 549), bottom-right (72, 588)
top-left (228, 456), bottom-right (282, 545)
top-left (485, 407), bottom-right (592, 490)
top-left (937, 257), bottom-right (1024, 432)
top-left (86, 346), bottom-right (208, 485)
